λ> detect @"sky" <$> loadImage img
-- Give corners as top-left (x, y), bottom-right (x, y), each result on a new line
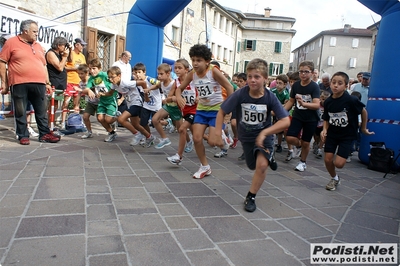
top-left (215, 0), bottom-right (381, 50)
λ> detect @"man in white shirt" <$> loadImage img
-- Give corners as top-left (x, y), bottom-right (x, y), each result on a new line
top-left (352, 72), bottom-right (370, 106)
top-left (112, 51), bottom-right (132, 82)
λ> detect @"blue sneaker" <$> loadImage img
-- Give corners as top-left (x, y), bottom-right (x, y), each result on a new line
top-left (155, 138), bottom-right (171, 149)
top-left (184, 139), bottom-right (194, 153)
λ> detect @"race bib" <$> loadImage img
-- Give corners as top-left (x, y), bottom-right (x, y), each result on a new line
top-left (182, 90), bottom-right (196, 105)
top-left (241, 103), bottom-right (267, 125)
top-left (296, 94), bottom-right (312, 110)
top-left (196, 84), bottom-right (214, 98)
top-left (328, 111), bottom-right (348, 127)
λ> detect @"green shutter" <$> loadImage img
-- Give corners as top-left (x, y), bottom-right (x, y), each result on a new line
top-left (269, 63), bottom-right (273, 76)
top-left (274, 42), bottom-right (282, 53)
top-left (243, 39), bottom-right (247, 50)
top-left (252, 40), bottom-right (257, 51)
top-left (237, 41), bottom-right (241, 53)
top-left (244, 61), bottom-right (249, 73)
top-left (235, 62), bottom-right (239, 73)
top-left (279, 64), bottom-right (284, 74)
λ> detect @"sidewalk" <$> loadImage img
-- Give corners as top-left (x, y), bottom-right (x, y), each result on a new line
top-left (0, 118), bottom-right (399, 266)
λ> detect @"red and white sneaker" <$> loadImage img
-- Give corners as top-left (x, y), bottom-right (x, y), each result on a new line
top-left (230, 138), bottom-right (238, 149)
top-left (193, 165), bottom-right (212, 179)
top-left (40, 133), bottom-right (60, 143)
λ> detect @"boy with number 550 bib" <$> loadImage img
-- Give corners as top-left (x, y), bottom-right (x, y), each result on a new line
top-left (210, 58), bottom-right (290, 212)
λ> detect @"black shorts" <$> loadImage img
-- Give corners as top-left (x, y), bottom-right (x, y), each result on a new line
top-left (287, 117), bottom-right (318, 142)
top-left (140, 108), bottom-right (156, 127)
top-left (314, 126), bottom-right (323, 136)
top-left (127, 105), bottom-right (142, 117)
top-left (183, 113), bottom-right (195, 124)
top-left (324, 137), bottom-right (352, 159)
top-left (242, 139), bottom-right (274, 171)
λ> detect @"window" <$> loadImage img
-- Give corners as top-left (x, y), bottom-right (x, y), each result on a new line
top-left (219, 15), bottom-right (224, 31)
top-left (274, 42), bottom-right (282, 53)
top-left (244, 60), bottom-right (250, 72)
top-left (248, 20), bottom-right (255, 27)
top-left (330, 37), bottom-right (336, 47)
top-left (244, 39), bottom-right (256, 51)
top-left (237, 41), bottom-right (241, 53)
top-left (352, 38), bottom-right (359, 48)
top-left (213, 11), bottom-right (218, 27)
top-left (225, 20), bottom-right (230, 34)
top-left (328, 56), bottom-right (335, 66)
top-left (211, 43), bottom-right (215, 58)
top-left (171, 26), bottom-right (179, 43)
top-left (349, 58), bottom-right (357, 68)
top-left (276, 22), bottom-right (283, 29)
top-left (319, 38), bottom-right (322, 47)
top-left (223, 48), bottom-right (228, 62)
top-left (311, 42), bottom-right (315, 51)
top-left (217, 45), bottom-right (222, 60)
top-left (317, 56), bottom-right (320, 66)
top-left (269, 63), bottom-right (284, 76)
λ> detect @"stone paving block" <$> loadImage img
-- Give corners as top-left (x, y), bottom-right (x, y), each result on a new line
top-left (102, 160), bottom-right (129, 167)
top-left (125, 233), bottom-right (191, 266)
top-left (0, 170), bottom-right (20, 180)
top-left (4, 235), bottom-right (85, 266)
top-left (26, 199), bottom-right (85, 216)
top-left (138, 175), bottom-right (162, 183)
top-left (197, 216), bottom-right (264, 242)
top-left (103, 167), bottom-right (134, 176)
top-left (44, 166), bottom-right (84, 177)
top-left (0, 217), bottom-right (19, 248)
top-left (88, 254), bottom-right (129, 266)
top-left (156, 171), bottom-right (180, 182)
top-left (87, 204), bottom-right (117, 221)
top-left (107, 176), bottom-right (142, 187)
top-left (218, 239), bottom-right (302, 265)
top-left (0, 205), bottom-right (25, 218)
top-left (180, 196), bottom-right (238, 217)
top-left (88, 220), bottom-right (121, 236)
top-left (317, 206), bottom-right (349, 221)
top-left (87, 235), bottom-right (125, 255)
top-left (15, 215), bottom-right (85, 238)
top-left (34, 177), bottom-right (84, 199)
top-left (298, 208), bottom-right (340, 226)
top-left (85, 172), bottom-right (107, 180)
top-left (256, 197), bottom-right (302, 219)
top-left (157, 203), bottom-right (188, 216)
top-left (114, 199), bottom-right (157, 215)
top-left (186, 250), bottom-right (230, 266)
top-left (268, 231), bottom-right (311, 260)
top-left (164, 216), bottom-right (198, 230)
top-left (352, 192), bottom-right (400, 219)
top-left (336, 222), bottom-right (399, 243)
top-left (0, 194), bottom-right (31, 207)
top-left (86, 179), bottom-right (109, 186)
top-left (0, 181), bottom-right (11, 197)
top-left (166, 183), bottom-right (215, 197)
top-left (144, 182), bottom-right (170, 193)
top-left (111, 187), bottom-right (147, 200)
top-left (218, 192), bottom-right (246, 205)
top-left (174, 228), bottom-right (215, 250)
top-left (251, 219), bottom-right (286, 232)
top-left (150, 192), bottom-right (178, 204)
top-left (279, 217), bottom-right (332, 239)
top-left (87, 194), bottom-right (112, 204)
top-left (119, 214), bottom-right (168, 234)
top-left (344, 209), bottom-right (400, 235)
top-left (86, 185), bottom-right (110, 193)
top-left (11, 178), bottom-right (39, 187)
top-left (279, 196), bottom-right (311, 209)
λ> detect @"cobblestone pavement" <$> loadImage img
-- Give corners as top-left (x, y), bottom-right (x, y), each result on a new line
top-left (0, 118), bottom-right (399, 266)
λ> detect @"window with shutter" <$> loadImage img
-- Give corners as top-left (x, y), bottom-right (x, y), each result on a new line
top-left (274, 42), bottom-right (282, 53)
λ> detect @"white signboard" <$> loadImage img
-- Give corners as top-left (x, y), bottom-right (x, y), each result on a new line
top-left (0, 4), bottom-right (79, 50)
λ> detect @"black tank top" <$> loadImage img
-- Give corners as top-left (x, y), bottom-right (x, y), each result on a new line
top-left (46, 49), bottom-right (67, 91)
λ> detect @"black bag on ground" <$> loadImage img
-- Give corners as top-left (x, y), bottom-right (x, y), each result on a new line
top-left (368, 142), bottom-right (394, 173)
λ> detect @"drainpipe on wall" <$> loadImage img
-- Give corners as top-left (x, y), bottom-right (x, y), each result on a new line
top-left (82, 0), bottom-right (88, 39)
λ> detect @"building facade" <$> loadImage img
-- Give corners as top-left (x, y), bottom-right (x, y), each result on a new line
top-left (1, 0), bottom-right (296, 77)
top-left (292, 24), bottom-right (373, 78)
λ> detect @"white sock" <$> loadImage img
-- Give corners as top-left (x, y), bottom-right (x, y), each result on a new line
top-left (333, 175), bottom-right (339, 180)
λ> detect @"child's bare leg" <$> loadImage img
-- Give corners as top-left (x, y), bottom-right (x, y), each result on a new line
top-left (192, 123), bottom-right (208, 166)
top-left (61, 96), bottom-right (71, 125)
top-left (324, 152), bottom-right (336, 177)
top-left (249, 152), bottom-right (269, 194)
top-left (152, 109), bottom-right (169, 139)
top-left (117, 111), bottom-right (138, 134)
top-left (82, 112), bottom-right (92, 132)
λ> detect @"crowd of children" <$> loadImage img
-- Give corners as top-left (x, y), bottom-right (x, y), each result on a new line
top-left (47, 43), bottom-right (374, 213)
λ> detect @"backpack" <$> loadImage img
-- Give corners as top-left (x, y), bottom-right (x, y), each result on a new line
top-left (368, 142), bottom-right (394, 174)
top-left (66, 113), bottom-right (85, 130)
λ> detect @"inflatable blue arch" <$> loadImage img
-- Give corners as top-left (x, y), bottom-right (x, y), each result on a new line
top-left (126, 0), bottom-right (191, 77)
top-left (358, 0), bottom-right (400, 168)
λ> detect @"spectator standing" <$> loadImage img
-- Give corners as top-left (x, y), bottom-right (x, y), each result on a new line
top-left (113, 51), bottom-right (132, 82)
top-left (0, 19), bottom-right (60, 144)
top-left (352, 72), bottom-right (370, 106)
top-left (319, 73), bottom-right (332, 94)
top-left (65, 38), bottom-right (87, 115)
top-left (46, 36), bottom-right (70, 129)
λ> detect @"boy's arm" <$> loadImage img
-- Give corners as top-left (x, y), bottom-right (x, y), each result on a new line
top-left (256, 117), bottom-right (290, 148)
top-left (212, 67), bottom-right (234, 96)
top-left (165, 83), bottom-right (177, 103)
top-left (283, 97), bottom-right (295, 110)
top-left (144, 82), bottom-right (159, 93)
top-left (297, 97), bottom-right (320, 110)
top-left (176, 72), bottom-right (193, 108)
top-left (360, 108), bottom-right (374, 135)
top-left (208, 109), bottom-right (226, 147)
top-left (320, 121), bottom-right (329, 143)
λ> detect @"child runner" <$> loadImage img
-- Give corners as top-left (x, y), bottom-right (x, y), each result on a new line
top-left (175, 44), bottom-right (233, 179)
top-left (85, 58), bottom-right (118, 142)
top-left (209, 58), bottom-right (290, 212)
top-left (314, 90), bottom-right (330, 158)
top-left (150, 63), bottom-right (179, 149)
top-left (321, 71), bottom-right (374, 191)
top-left (167, 58), bottom-right (198, 165)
